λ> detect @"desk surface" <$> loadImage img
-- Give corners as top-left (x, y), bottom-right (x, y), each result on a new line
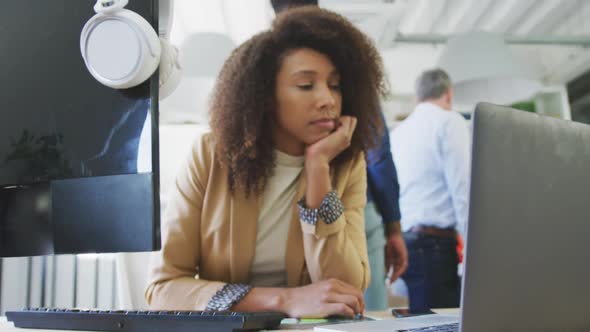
top-left (0, 309), bottom-right (459, 332)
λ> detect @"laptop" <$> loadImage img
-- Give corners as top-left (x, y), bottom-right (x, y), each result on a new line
top-left (316, 103), bottom-right (590, 332)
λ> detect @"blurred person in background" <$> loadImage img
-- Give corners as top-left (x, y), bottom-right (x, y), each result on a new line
top-left (391, 68), bottom-right (470, 311)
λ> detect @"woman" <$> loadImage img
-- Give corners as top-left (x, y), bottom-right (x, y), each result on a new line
top-left (146, 6), bottom-right (388, 318)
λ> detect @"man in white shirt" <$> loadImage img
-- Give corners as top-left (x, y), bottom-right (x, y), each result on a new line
top-left (391, 68), bottom-right (470, 311)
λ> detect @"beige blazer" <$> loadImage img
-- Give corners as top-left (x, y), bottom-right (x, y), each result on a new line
top-left (145, 133), bottom-right (369, 310)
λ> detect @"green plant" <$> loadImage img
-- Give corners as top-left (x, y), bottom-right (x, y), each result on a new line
top-left (3, 129), bottom-right (73, 180)
top-left (511, 100), bottom-right (536, 113)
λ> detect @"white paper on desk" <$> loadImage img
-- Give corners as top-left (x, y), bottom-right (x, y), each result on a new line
top-left (314, 314), bottom-right (459, 332)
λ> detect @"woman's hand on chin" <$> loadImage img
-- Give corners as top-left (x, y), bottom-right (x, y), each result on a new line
top-left (305, 116), bottom-right (357, 167)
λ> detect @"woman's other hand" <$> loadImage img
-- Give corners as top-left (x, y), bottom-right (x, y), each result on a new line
top-left (282, 278), bottom-right (365, 318)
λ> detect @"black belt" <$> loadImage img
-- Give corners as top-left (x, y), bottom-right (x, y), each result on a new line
top-left (409, 225), bottom-right (457, 238)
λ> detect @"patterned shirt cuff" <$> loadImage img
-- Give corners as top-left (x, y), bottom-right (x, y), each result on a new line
top-left (205, 283), bottom-right (252, 311)
top-left (298, 190), bottom-right (344, 225)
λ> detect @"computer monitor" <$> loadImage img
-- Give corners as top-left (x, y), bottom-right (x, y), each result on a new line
top-left (0, 0), bottom-right (160, 257)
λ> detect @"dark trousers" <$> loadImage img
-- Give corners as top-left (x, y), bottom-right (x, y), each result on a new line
top-left (401, 231), bottom-right (461, 311)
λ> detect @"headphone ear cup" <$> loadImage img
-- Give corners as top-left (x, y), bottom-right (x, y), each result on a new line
top-left (158, 38), bottom-right (182, 100)
top-left (80, 8), bottom-right (161, 89)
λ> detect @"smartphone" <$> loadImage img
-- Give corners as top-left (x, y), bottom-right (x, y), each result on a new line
top-left (391, 308), bottom-right (435, 318)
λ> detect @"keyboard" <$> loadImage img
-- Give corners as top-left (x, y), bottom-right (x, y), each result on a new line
top-left (400, 322), bottom-right (459, 332)
top-left (6, 307), bottom-right (286, 332)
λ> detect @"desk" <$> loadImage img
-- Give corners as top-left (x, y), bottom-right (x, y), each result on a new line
top-left (0, 309), bottom-right (459, 332)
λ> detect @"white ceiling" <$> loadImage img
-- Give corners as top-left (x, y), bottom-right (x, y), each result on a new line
top-left (161, 0), bottom-right (590, 123)
top-left (320, 0), bottom-right (590, 94)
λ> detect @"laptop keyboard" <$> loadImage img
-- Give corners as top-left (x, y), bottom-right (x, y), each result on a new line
top-left (400, 322), bottom-right (459, 332)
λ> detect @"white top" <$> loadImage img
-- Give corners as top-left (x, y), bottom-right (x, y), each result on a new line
top-left (391, 102), bottom-right (471, 236)
top-left (249, 150), bottom-right (304, 287)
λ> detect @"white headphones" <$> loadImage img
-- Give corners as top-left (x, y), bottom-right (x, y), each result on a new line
top-left (80, 0), bottom-right (181, 99)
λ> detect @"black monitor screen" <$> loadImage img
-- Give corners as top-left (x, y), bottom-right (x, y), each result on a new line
top-left (0, 0), bottom-right (160, 257)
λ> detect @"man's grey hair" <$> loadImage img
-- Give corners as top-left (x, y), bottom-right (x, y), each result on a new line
top-left (415, 68), bottom-right (452, 101)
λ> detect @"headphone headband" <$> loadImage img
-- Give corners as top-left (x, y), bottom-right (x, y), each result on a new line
top-left (94, 0), bottom-right (129, 14)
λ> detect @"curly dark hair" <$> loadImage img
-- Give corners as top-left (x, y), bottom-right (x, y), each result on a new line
top-left (209, 6), bottom-right (388, 195)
